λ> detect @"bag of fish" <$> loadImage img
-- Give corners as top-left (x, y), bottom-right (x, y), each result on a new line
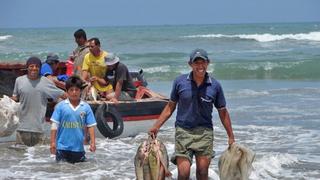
top-left (134, 136), bottom-right (171, 180)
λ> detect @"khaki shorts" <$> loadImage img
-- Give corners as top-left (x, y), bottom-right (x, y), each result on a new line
top-left (171, 127), bottom-right (214, 165)
top-left (16, 131), bottom-right (46, 147)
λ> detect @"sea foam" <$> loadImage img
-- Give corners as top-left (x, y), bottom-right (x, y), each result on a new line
top-left (0, 35), bottom-right (13, 41)
top-left (183, 31), bottom-right (320, 42)
top-left (251, 153), bottom-right (298, 179)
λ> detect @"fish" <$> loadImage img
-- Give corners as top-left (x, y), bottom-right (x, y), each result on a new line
top-left (0, 95), bottom-right (20, 137)
top-left (134, 136), bottom-right (171, 180)
top-left (82, 83), bottom-right (98, 101)
top-left (218, 143), bottom-right (255, 180)
top-left (89, 86), bottom-right (98, 101)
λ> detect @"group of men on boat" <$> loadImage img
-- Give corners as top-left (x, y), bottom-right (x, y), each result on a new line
top-left (42, 29), bottom-right (137, 103)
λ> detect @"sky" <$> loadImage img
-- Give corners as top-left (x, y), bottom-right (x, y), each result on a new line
top-left (0, 0), bottom-right (319, 28)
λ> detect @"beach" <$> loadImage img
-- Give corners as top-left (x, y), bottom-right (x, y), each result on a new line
top-left (0, 22), bottom-right (320, 179)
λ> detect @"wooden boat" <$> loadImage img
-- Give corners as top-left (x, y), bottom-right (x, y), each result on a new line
top-left (0, 62), bottom-right (168, 139)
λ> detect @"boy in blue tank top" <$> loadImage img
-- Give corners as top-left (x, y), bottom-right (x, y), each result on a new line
top-left (50, 75), bottom-right (97, 163)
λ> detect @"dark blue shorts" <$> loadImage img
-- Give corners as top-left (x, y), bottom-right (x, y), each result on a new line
top-left (56, 150), bottom-right (86, 164)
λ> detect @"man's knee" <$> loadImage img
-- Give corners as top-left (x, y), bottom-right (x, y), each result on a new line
top-left (196, 168), bottom-right (209, 177)
top-left (177, 157), bottom-right (191, 180)
top-left (178, 171), bottom-right (190, 180)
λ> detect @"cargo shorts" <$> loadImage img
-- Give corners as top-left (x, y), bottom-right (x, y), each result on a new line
top-left (171, 126), bottom-right (214, 165)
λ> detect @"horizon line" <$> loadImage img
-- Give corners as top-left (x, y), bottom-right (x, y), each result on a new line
top-left (1, 20), bottom-right (319, 30)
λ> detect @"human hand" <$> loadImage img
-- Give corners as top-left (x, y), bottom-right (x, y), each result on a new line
top-left (90, 76), bottom-right (98, 82)
top-left (90, 143), bottom-right (96, 152)
top-left (228, 137), bottom-right (235, 146)
top-left (50, 143), bottom-right (56, 155)
top-left (110, 97), bottom-right (119, 104)
top-left (148, 126), bottom-right (159, 138)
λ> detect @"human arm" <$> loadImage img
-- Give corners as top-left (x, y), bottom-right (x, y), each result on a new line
top-left (85, 105), bottom-right (97, 152)
top-left (82, 70), bottom-right (90, 82)
top-left (218, 108), bottom-right (235, 145)
top-left (87, 126), bottom-right (96, 152)
top-left (109, 80), bottom-right (123, 103)
top-left (90, 76), bottom-right (109, 86)
top-left (11, 78), bottom-right (19, 102)
top-left (81, 54), bottom-right (90, 82)
top-left (45, 75), bottom-right (66, 90)
top-left (50, 122), bottom-right (58, 155)
top-left (149, 101), bottom-right (177, 137)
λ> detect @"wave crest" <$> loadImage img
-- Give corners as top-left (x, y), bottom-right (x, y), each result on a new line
top-left (183, 31), bottom-right (320, 42)
top-left (0, 35), bottom-right (13, 41)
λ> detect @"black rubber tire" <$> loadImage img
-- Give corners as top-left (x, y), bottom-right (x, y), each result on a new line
top-left (95, 103), bottom-right (124, 138)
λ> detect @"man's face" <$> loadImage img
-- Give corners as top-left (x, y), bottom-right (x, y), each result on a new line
top-left (52, 62), bottom-right (58, 71)
top-left (27, 64), bottom-right (40, 80)
top-left (88, 40), bottom-right (100, 57)
top-left (75, 37), bottom-right (86, 46)
top-left (107, 64), bottom-right (116, 71)
top-left (190, 58), bottom-right (209, 78)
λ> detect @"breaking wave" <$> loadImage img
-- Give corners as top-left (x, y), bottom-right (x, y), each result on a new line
top-left (183, 31), bottom-right (320, 42)
top-left (0, 35), bottom-right (13, 41)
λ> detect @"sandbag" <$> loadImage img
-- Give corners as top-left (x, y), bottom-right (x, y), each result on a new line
top-left (218, 143), bottom-right (255, 180)
top-left (0, 95), bottom-right (20, 137)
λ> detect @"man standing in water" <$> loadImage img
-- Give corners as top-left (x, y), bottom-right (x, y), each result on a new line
top-left (149, 49), bottom-right (235, 180)
top-left (11, 57), bottom-right (66, 147)
top-left (73, 29), bottom-right (90, 76)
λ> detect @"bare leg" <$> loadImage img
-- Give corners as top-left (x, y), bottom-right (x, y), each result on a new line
top-left (176, 157), bottom-right (191, 180)
top-left (195, 155), bottom-right (211, 180)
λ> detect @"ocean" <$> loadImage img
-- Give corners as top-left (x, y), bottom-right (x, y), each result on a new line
top-left (0, 22), bottom-right (320, 179)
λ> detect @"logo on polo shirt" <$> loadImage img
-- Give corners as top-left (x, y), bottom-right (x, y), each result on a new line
top-left (80, 111), bottom-right (86, 120)
top-left (200, 97), bottom-right (212, 103)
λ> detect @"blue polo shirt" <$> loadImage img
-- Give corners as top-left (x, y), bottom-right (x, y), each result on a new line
top-left (40, 63), bottom-right (53, 76)
top-left (51, 99), bottom-right (97, 152)
top-left (170, 72), bottom-right (226, 129)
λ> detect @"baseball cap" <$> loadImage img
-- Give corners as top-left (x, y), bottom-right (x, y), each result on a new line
top-left (46, 53), bottom-right (60, 63)
top-left (104, 53), bottom-right (120, 65)
top-left (189, 48), bottom-right (210, 63)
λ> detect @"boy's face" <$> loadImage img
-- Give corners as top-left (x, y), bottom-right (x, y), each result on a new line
top-left (67, 86), bottom-right (81, 101)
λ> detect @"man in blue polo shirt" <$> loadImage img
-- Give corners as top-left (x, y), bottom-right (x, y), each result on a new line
top-left (41, 53), bottom-right (68, 82)
top-left (149, 48), bottom-right (235, 180)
